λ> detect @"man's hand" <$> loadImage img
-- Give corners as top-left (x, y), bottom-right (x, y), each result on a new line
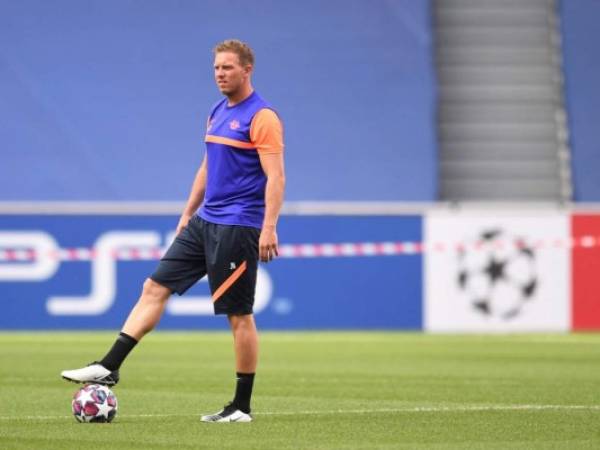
top-left (176, 213), bottom-right (193, 235)
top-left (259, 226), bottom-right (278, 262)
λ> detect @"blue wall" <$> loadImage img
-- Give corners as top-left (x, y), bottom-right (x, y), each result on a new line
top-left (0, 214), bottom-right (423, 330)
top-left (561, 0), bottom-right (600, 201)
top-left (0, 0), bottom-right (437, 201)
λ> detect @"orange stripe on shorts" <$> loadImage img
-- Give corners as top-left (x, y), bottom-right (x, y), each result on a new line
top-left (212, 260), bottom-right (247, 303)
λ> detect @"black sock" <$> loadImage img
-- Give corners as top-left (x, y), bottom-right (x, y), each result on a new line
top-left (99, 332), bottom-right (138, 371)
top-left (232, 372), bottom-right (255, 414)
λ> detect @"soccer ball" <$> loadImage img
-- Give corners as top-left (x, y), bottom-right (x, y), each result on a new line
top-left (72, 384), bottom-right (118, 423)
top-left (456, 229), bottom-right (537, 320)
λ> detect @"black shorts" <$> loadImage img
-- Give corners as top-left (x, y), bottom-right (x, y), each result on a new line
top-left (150, 215), bottom-right (260, 315)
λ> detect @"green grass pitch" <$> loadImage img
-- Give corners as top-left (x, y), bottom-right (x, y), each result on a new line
top-left (1, 332), bottom-right (600, 449)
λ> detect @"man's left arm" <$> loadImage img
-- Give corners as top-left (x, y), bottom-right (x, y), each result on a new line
top-left (258, 152), bottom-right (285, 262)
top-left (251, 109), bottom-right (285, 262)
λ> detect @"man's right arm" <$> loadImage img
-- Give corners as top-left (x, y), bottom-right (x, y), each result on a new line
top-left (176, 155), bottom-right (207, 234)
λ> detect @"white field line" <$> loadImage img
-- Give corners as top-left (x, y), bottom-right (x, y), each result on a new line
top-left (2, 404), bottom-right (600, 421)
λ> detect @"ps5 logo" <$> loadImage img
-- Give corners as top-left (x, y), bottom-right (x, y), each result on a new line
top-left (0, 231), bottom-right (272, 316)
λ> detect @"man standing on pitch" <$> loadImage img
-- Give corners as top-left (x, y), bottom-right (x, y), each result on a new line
top-left (61, 39), bottom-right (285, 423)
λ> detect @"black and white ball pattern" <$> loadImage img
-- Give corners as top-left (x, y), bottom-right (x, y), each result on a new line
top-left (457, 229), bottom-right (537, 320)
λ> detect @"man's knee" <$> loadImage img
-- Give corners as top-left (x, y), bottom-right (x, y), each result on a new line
top-left (141, 278), bottom-right (171, 303)
top-left (229, 314), bottom-right (256, 333)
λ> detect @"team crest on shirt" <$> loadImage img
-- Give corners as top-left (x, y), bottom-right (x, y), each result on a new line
top-left (229, 120), bottom-right (240, 130)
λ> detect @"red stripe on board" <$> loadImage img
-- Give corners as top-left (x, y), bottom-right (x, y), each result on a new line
top-left (572, 215), bottom-right (600, 330)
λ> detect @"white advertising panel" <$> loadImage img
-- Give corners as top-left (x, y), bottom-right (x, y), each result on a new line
top-left (425, 211), bottom-right (570, 332)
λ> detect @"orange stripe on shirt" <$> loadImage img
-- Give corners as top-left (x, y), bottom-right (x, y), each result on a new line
top-left (212, 260), bottom-right (248, 303)
top-left (205, 134), bottom-right (256, 150)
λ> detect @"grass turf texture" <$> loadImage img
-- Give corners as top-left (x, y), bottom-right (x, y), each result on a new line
top-left (1, 333), bottom-right (600, 449)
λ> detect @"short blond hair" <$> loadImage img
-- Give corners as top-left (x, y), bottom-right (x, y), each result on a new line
top-left (213, 39), bottom-right (255, 67)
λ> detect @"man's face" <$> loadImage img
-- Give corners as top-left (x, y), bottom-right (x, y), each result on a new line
top-left (214, 51), bottom-right (250, 96)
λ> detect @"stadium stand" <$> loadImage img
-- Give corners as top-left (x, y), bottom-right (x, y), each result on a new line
top-left (0, 0), bottom-right (437, 202)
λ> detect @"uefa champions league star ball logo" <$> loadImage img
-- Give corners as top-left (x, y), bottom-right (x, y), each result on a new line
top-left (456, 229), bottom-right (537, 320)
